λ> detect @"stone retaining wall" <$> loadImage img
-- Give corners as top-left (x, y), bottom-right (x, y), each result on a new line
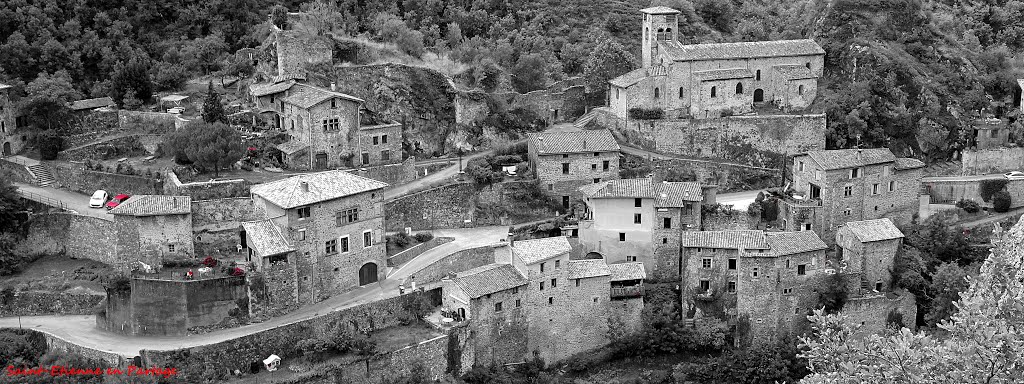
top-left (387, 237), bottom-right (455, 267)
top-left (191, 197), bottom-right (260, 256)
top-left (842, 290), bottom-right (918, 338)
top-left (411, 244), bottom-right (503, 285)
top-left (43, 332), bottom-right (130, 368)
top-left (164, 171), bottom-right (251, 200)
top-left (962, 147), bottom-right (1024, 175)
top-left (22, 213), bottom-right (118, 266)
top-left (925, 178), bottom-right (1024, 208)
top-left (384, 183), bottom-right (478, 231)
top-left (50, 163), bottom-right (163, 196)
top-left (97, 276), bottom-right (248, 336)
top-left (0, 158), bottom-right (34, 183)
top-left (0, 291), bottom-right (104, 317)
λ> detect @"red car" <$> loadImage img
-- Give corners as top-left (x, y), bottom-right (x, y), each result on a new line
top-left (106, 194), bottom-right (131, 210)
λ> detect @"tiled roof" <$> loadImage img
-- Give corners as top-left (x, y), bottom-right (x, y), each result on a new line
top-left (772, 64), bottom-right (816, 80)
top-left (894, 158), bottom-right (926, 170)
top-left (160, 94), bottom-right (189, 102)
top-left (275, 140), bottom-right (308, 155)
top-left (242, 219), bottom-right (295, 257)
top-left (843, 219), bottom-right (904, 243)
top-left (251, 170), bottom-right (388, 209)
top-left (609, 68), bottom-right (649, 88)
top-left (358, 122), bottom-right (402, 131)
top-left (580, 179), bottom-right (702, 206)
top-left (608, 262), bottom-right (646, 281)
top-left (250, 80), bottom-right (296, 97)
top-left (693, 68), bottom-right (754, 81)
top-left (69, 97), bottom-right (115, 111)
top-left (661, 39), bottom-right (824, 62)
top-left (272, 73), bottom-right (306, 83)
top-left (640, 6), bottom-right (681, 14)
top-left (108, 195), bottom-right (191, 216)
top-left (512, 236), bottom-right (573, 265)
top-left (764, 231), bottom-right (827, 256)
top-left (680, 230), bottom-right (770, 249)
top-left (566, 259), bottom-right (611, 279)
top-left (1018, 79), bottom-right (1024, 90)
top-left (803, 148), bottom-right (896, 170)
top-left (453, 264), bottom-right (528, 299)
top-left (530, 129), bottom-right (619, 155)
top-left (281, 84), bottom-right (363, 109)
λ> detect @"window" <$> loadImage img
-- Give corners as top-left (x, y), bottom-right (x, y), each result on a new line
top-left (512, 287), bottom-right (518, 294)
top-left (298, 229), bottom-right (306, 241)
top-left (783, 288), bottom-right (793, 294)
top-left (684, 203), bottom-right (693, 215)
top-left (875, 281), bottom-right (883, 291)
top-left (382, 134), bottom-right (388, 144)
top-left (593, 152), bottom-right (599, 157)
top-left (551, 278), bottom-right (557, 288)
top-left (797, 265), bottom-right (806, 275)
top-left (889, 180), bottom-right (896, 192)
top-left (619, 233), bottom-right (626, 242)
top-left (363, 231), bottom-right (372, 248)
top-left (728, 258), bottom-right (736, 270)
top-left (756, 69), bottom-right (761, 81)
top-left (699, 280), bottom-right (710, 292)
top-left (562, 163), bottom-right (569, 174)
top-left (991, 129), bottom-right (999, 138)
top-left (735, 83), bottom-right (743, 94)
top-left (679, 87), bottom-right (684, 98)
top-left (634, 198), bottom-right (642, 207)
top-left (297, 206), bottom-right (311, 219)
top-left (372, 136), bottom-right (379, 145)
top-left (786, 259), bottom-right (791, 268)
top-left (844, 208), bottom-right (852, 216)
top-left (168, 244), bottom-right (175, 252)
top-left (728, 281), bottom-right (736, 293)
top-left (336, 208), bottom-right (359, 225)
top-left (340, 236), bottom-right (349, 253)
top-left (803, 223), bottom-right (812, 231)
top-left (663, 217), bottom-right (672, 229)
top-left (540, 262), bottom-right (545, 273)
top-left (323, 118), bottom-right (340, 131)
top-left (555, 260), bottom-right (560, 268)
top-left (331, 99), bottom-right (336, 108)
top-left (575, 279), bottom-right (580, 287)
top-left (325, 239), bottom-right (337, 254)
top-left (806, 62), bottom-right (811, 69)
top-left (616, 89), bottom-right (620, 99)
top-left (702, 258), bottom-right (712, 269)
top-left (591, 164), bottom-right (597, 171)
top-left (602, 160), bottom-right (609, 171)
top-left (495, 302), bottom-right (503, 312)
top-left (850, 168), bottom-right (860, 179)
top-left (515, 299), bottom-right (521, 308)
top-left (710, 86), bottom-right (717, 98)
top-left (798, 161), bottom-right (804, 171)
top-left (362, 153), bottom-right (370, 165)
top-left (654, 87), bottom-right (659, 98)
top-left (844, 185), bottom-right (853, 197)
top-left (562, 154), bottom-right (568, 158)
top-left (626, 255), bottom-right (638, 262)
top-left (798, 85), bottom-right (804, 95)
top-left (548, 184), bottom-right (553, 191)
top-left (662, 238), bottom-right (667, 244)
top-left (752, 267), bottom-right (759, 278)
top-left (562, 196), bottom-right (569, 208)
top-left (594, 178), bottom-right (601, 183)
top-left (381, 150), bottom-right (391, 161)
top-left (539, 282), bottom-right (544, 290)
top-left (634, 213), bottom-right (642, 224)
top-left (872, 183), bottom-right (880, 195)
top-left (548, 297), bottom-right (554, 305)
top-left (696, 248), bottom-right (702, 253)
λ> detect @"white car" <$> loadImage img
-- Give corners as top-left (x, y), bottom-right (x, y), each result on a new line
top-left (89, 190), bottom-right (108, 208)
top-left (1004, 171), bottom-right (1024, 180)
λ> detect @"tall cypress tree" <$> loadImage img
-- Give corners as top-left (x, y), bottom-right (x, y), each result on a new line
top-left (202, 81), bottom-right (226, 123)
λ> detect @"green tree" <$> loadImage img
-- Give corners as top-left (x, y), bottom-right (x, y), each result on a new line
top-left (813, 273), bottom-right (848, 313)
top-left (301, 0), bottom-right (343, 36)
top-left (271, 5), bottom-right (289, 29)
top-left (19, 97), bottom-right (72, 132)
top-left (183, 122), bottom-right (244, 177)
top-left (925, 262), bottom-right (970, 326)
top-left (0, 174), bottom-right (22, 234)
top-left (110, 56), bottom-right (152, 107)
top-left (36, 130), bottom-right (64, 160)
top-left (992, 190), bottom-right (1012, 213)
top-left (582, 37), bottom-right (636, 98)
top-left (202, 81), bottom-right (226, 124)
top-left (25, 71), bottom-right (81, 103)
top-left (511, 54), bottom-right (548, 93)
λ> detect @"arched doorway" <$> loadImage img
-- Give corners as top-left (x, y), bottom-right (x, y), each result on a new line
top-left (2, 142), bottom-right (10, 156)
top-left (457, 308), bottom-right (466, 320)
top-left (753, 89), bottom-right (764, 103)
top-left (358, 263), bottom-right (378, 285)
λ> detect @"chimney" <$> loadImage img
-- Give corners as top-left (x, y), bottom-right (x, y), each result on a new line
top-left (300, 181), bottom-right (309, 192)
top-left (507, 226), bottom-right (515, 247)
top-left (330, 82), bottom-right (337, 92)
top-left (857, 148), bottom-right (863, 161)
top-left (582, 139), bottom-right (587, 149)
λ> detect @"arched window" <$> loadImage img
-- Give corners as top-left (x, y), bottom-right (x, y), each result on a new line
top-left (616, 89), bottom-right (620, 99)
top-left (666, 28), bottom-right (672, 38)
top-left (798, 85), bottom-right (805, 95)
top-left (710, 86), bottom-right (717, 98)
top-left (756, 70), bottom-right (761, 81)
top-left (679, 87), bottom-right (684, 98)
top-left (654, 87), bottom-right (660, 98)
top-left (736, 83), bottom-right (743, 94)
top-left (644, 28), bottom-right (648, 40)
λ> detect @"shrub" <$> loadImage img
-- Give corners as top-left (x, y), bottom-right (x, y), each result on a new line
top-left (992, 190), bottom-right (1012, 212)
top-left (37, 130), bottom-right (64, 160)
top-left (388, 232), bottom-right (412, 248)
top-left (202, 256), bottom-right (218, 268)
top-left (413, 232), bottom-right (434, 243)
top-left (628, 107), bottom-right (665, 120)
top-left (229, 267), bottom-right (245, 277)
top-left (979, 179), bottom-right (1008, 202)
top-left (296, 337), bottom-right (333, 363)
top-left (163, 258), bottom-right (200, 268)
top-left (814, 273), bottom-right (848, 313)
top-left (955, 199), bottom-right (981, 213)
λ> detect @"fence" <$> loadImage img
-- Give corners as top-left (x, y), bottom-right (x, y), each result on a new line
top-left (17, 190), bottom-right (71, 211)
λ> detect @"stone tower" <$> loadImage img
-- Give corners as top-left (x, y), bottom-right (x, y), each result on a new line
top-left (640, 7), bottom-right (681, 68)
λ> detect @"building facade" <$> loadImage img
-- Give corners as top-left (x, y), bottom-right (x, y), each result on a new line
top-left (248, 170), bottom-right (389, 305)
top-left (970, 118), bottom-right (1010, 150)
top-left (609, 7), bottom-right (825, 119)
top-left (0, 83), bottom-right (26, 156)
top-left (108, 196), bottom-right (195, 269)
top-left (835, 218), bottom-right (904, 294)
top-left (527, 129), bottom-right (621, 209)
top-left (355, 122), bottom-right (403, 166)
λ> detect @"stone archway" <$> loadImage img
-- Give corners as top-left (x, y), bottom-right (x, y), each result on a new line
top-left (2, 142), bottom-right (10, 156)
top-left (754, 89), bottom-right (764, 103)
top-left (358, 262), bottom-right (378, 286)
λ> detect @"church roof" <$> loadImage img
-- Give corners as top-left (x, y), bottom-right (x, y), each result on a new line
top-left (661, 39), bottom-right (824, 62)
top-left (802, 149), bottom-right (897, 170)
top-left (529, 129), bottom-right (619, 155)
top-left (640, 6), bottom-right (681, 14)
top-left (609, 67), bottom-right (650, 88)
top-left (693, 68), bottom-right (754, 81)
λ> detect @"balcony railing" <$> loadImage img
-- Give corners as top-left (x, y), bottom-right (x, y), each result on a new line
top-left (610, 285), bottom-right (644, 299)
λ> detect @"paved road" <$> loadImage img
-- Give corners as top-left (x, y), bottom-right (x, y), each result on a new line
top-left (14, 182), bottom-right (112, 221)
top-left (383, 140), bottom-right (527, 200)
top-left (716, 189), bottom-right (764, 211)
top-left (0, 226), bottom-right (508, 357)
top-left (922, 173), bottom-right (1006, 182)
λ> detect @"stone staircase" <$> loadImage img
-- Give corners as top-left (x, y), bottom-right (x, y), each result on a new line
top-left (573, 109), bottom-right (599, 129)
top-left (27, 163), bottom-right (56, 187)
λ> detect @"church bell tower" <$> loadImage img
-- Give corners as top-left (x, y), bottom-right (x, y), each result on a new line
top-left (640, 7), bottom-right (681, 68)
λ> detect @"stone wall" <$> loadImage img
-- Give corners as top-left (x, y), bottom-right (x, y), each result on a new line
top-left (50, 163), bottom-right (163, 196)
top-left (962, 146), bottom-right (1024, 175)
top-left (164, 171), bottom-right (251, 200)
top-left (841, 290), bottom-right (918, 338)
top-left (0, 291), bottom-right (104, 317)
top-left (60, 134), bottom-right (157, 160)
top-left (387, 236), bottom-right (456, 267)
top-left (384, 183), bottom-right (478, 231)
top-left (411, 244), bottom-right (500, 285)
top-left (701, 209), bottom-right (758, 230)
top-left (117, 110), bottom-right (186, 132)
top-left (0, 157), bottom-right (34, 183)
top-left (925, 178), bottom-right (1024, 208)
top-left (98, 276), bottom-right (248, 336)
top-left (139, 290), bottom-right (441, 382)
top-left (648, 157), bottom-right (782, 193)
top-left (275, 30), bottom-right (332, 78)
top-left (349, 157), bottom-right (417, 186)
top-left (22, 213), bottom-right (118, 266)
top-left (191, 197), bottom-right (261, 257)
top-left (43, 332), bottom-right (131, 368)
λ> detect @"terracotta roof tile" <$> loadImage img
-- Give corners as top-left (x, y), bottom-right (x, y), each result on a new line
top-left (250, 80), bottom-right (296, 97)
top-left (764, 231), bottom-right (827, 256)
top-left (281, 84), bottom-right (363, 109)
top-left (566, 259), bottom-right (610, 279)
top-left (530, 130), bottom-right (619, 154)
top-left (512, 236), bottom-right (573, 265)
top-left (608, 262), bottom-right (646, 281)
top-left (69, 97), bottom-right (115, 111)
top-left (251, 170), bottom-right (388, 209)
top-left (894, 158), bottom-right (926, 170)
top-left (843, 219), bottom-right (904, 243)
top-left (662, 39), bottom-right (824, 62)
top-left (803, 148), bottom-right (896, 170)
top-left (453, 264), bottom-right (528, 299)
top-left (640, 6), bottom-right (681, 14)
top-left (580, 179), bottom-right (702, 206)
top-left (680, 230), bottom-right (770, 249)
top-left (242, 219), bottom-right (294, 257)
top-left (108, 195), bottom-right (191, 216)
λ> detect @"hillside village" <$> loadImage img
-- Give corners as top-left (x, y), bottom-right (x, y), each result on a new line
top-left (1, 1), bottom-right (1024, 383)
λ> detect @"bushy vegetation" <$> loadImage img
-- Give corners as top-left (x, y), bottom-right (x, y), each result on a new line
top-left (296, 324), bottom-right (377, 363)
top-left (992, 190), bottom-right (1012, 212)
top-left (672, 343), bottom-right (809, 384)
top-left (162, 121), bottom-right (245, 177)
top-left (628, 107), bottom-right (665, 120)
top-left (979, 179), bottom-right (1009, 202)
top-left (955, 198), bottom-right (981, 213)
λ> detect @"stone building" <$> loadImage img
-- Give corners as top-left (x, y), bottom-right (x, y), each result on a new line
top-left (248, 170), bottom-right (389, 305)
top-left (0, 82), bottom-right (27, 156)
top-left (678, 229), bottom-right (827, 345)
top-left (354, 121), bottom-right (403, 167)
top-left (577, 178), bottom-right (707, 279)
top-left (608, 7), bottom-right (825, 119)
top-left (258, 28), bottom-right (332, 81)
top-left (109, 195), bottom-right (195, 267)
top-left (835, 218), bottom-right (904, 294)
top-left (969, 117), bottom-right (1010, 150)
top-left (527, 129), bottom-right (621, 209)
top-left (783, 148), bottom-right (925, 245)
top-left (442, 236), bottom-right (645, 367)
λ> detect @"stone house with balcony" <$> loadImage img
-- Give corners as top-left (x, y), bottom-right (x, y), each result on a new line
top-left (527, 129), bottom-right (621, 210)
top-left (577, 178), bottom-right (710, 279)
top-left (784, 148), bottom-right (924, 245)
top-left (0, 82), bottom-right (27, 156)
top-left (441, 236), bottom-right (644, 367)
top-left (607, 7), bottom-right (825, 120)
top-left (678, 229), bottom-right (828, 345)
top-left (835, 218), bottom-right (903, 294)
top-left (109, 195), bottom-right (195, 269)
top-left (246, 170), bottom-right (389, 306)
